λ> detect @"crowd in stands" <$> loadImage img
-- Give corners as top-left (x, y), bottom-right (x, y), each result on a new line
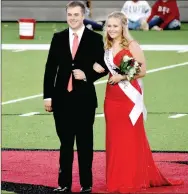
top-left (84, 0), bottom-right (181, 31)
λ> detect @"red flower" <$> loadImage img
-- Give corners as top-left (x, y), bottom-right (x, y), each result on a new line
top-left (130, 59), bottom-right (135, 67)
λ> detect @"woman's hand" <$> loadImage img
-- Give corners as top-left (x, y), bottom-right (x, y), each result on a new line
top-left (108, 74), bottom-right (126, 85)
top-left (93, 62), bottom-right (105, 73)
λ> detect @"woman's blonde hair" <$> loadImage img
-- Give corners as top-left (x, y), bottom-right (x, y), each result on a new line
top-left (104, 11), bottom-right (133, 50)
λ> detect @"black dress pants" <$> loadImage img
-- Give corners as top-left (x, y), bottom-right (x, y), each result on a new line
top-left (53, 101), bottom-right (96, 188)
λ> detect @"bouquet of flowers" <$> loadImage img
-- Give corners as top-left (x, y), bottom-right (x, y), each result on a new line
top-left (114, 55), bottom-right (142, 81)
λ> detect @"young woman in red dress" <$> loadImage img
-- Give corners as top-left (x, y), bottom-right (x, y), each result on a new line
top-left (94, 11), bottom-right (183, 193)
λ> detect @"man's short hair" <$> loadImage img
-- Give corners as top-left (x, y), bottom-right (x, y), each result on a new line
top-left (66, 1), bottom-right (86, 14)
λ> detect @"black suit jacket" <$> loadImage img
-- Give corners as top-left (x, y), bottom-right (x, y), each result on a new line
top-left (43, 27), bottom-right (108, 110)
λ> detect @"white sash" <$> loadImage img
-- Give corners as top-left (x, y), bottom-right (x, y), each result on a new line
top-left (104, 49), bottom-right (147, 126)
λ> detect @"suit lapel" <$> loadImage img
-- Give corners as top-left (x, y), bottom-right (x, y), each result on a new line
top-left (64, 29), bottom-right (73, 60)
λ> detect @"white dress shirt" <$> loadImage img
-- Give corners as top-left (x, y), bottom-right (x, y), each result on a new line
top-left (69, 25), bottom-right (85, 53)
top-left (44, 25), bottom-right (86, 101)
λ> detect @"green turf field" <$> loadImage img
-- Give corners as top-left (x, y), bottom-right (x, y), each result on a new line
top-left (2, 22), bottom-right (188, 44)
top-left (2, 22), bottom-right (188, 152)
top-left (2, 21), bottom-right (188, 194)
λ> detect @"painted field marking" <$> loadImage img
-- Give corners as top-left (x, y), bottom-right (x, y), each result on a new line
top-left (168, 114), bottom-right (187, 119)
top-left (95, 114), bottom-right (104, 118)
top-left (177, 50), bottom-right (188, 53)
top-left (19, 112), bottom-right (40, 117)
top-left (2, 44), bottom-right (188, 51)
top-left (2, 61), bottom-right (188, 105)
top-left (95, 61), bottom-right (188, 85)
top-left (2, 94), bottom-right (43, 105)
top-left (12, 49), bottom-right (27, 52)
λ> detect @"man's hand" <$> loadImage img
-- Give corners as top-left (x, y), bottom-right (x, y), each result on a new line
top-left (73, 69), bottom-right (86, 80)
top-left (44, 99), bottom-right (52, 112)
top-left (108, 74), bottom-right (126, 85)
top-left (93, 63), bottom-right (105, 73)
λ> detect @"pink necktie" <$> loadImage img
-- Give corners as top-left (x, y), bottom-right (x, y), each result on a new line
top-left (67, 33), bottom-right (79, 92)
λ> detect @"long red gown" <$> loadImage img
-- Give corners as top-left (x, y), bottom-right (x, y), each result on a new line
top-left (104, 49), bottom-right (182, 193)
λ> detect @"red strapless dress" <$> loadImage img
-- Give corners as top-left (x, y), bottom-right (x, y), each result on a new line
top-left (104, 49), bottom-right (183, 193)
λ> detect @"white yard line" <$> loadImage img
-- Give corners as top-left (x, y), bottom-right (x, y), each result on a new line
top-left (95, 114), bottom-right (104, 118)
top-left (95, 61), bottom-right (188, 84)
top-left (97, 113), bottom-right (188, 119)
top-left (177, 50), bottom-right (188, 53)
top-left (146, 62), bottom-right (188, 73)
top-left (12, 49), bottom-right (27, 52)
top-left (2, 44), bottom-right (50, 51)
top-left (168, 114), bottom-right (187, 119)
top-left (2, 61), bottom-right (188, 105)
top-left (2, 44), bottom-right (188, 51)
top-left (20, 112), bottom-right (40, 117)
top-left (2, 94), bottom-right (42, 105)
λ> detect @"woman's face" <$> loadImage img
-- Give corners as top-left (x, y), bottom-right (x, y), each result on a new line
top-left (107, 17), bottom-right (123, 40)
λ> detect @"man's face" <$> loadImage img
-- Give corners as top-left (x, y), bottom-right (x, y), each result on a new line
top-left (67, 6), bottom-right (85, 30)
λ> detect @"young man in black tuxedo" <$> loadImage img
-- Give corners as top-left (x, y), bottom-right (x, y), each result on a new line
top-left (43, 1), bottom-right (107, 193)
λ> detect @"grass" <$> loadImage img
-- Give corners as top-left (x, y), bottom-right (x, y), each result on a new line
top-left (2, 22), bottom-right (188, 44)
top-left (2, 50), bottom-right (188, 151)
top-left (2, 21), bottom-right (188, 194)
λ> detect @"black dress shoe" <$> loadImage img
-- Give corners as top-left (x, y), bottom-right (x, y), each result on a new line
top-left (53, 186), bottom-right (71, 192)
top-left (80, 187), bottom-right (92, 193)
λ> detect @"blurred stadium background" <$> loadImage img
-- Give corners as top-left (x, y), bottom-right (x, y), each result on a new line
top-left (1, 1), bottom-right (188, 194)
top-left (1, 1), bottom-right (188, 22)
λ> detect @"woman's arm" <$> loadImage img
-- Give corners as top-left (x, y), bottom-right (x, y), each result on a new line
top-left (128, 40), bottom-right (146, 79)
